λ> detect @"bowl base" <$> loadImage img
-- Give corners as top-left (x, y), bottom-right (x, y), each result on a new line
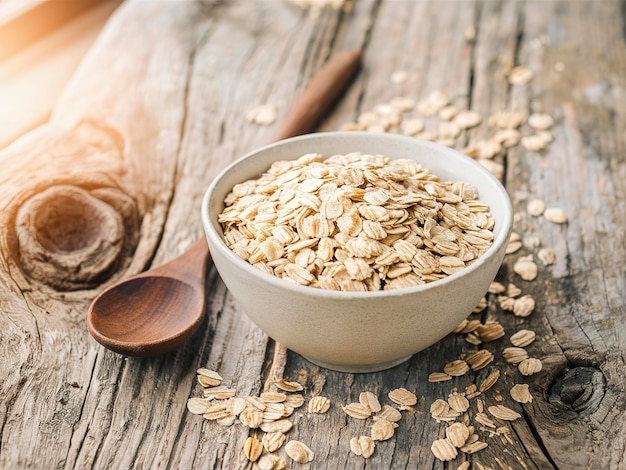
top-left (301, 354), bottom-right (413, 373)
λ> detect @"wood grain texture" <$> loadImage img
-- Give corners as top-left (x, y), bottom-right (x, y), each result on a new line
top-left (0, 1), bottom-right (624, 469)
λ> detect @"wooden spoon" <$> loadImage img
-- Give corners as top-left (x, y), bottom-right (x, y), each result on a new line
top-left (87, 50), bottom-right (362, 357)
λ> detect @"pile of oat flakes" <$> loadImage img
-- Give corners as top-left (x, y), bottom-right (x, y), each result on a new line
top-left (193, 66), bottom-right (567, 466)
top-left (219, 152), bottom-right (496, 291)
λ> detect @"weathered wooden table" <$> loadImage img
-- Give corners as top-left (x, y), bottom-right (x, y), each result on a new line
top-left (1, 1), bottom-right (625, 468)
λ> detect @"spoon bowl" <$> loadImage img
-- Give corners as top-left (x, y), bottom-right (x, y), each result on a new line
top-left (87, 239), bottom-right (209, 356)
top-left (88, 278), bottom-right (204, 356)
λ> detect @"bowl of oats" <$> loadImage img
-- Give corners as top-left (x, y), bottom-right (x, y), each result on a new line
top-left (202, 132), bottom-right (512, 372)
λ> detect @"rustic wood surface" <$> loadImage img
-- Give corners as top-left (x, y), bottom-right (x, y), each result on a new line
top-left (1, 1), bottom-right (624, 469)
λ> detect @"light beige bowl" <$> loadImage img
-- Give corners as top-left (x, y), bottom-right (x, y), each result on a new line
top-left (202, 132), bottom-right (512, 373)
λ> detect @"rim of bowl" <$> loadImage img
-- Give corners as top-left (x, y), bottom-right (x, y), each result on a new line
top-left (201, 131), bottom-right (513, 300)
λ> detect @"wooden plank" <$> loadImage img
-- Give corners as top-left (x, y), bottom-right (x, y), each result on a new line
top-left (0, 1), bottom-right (624, 469)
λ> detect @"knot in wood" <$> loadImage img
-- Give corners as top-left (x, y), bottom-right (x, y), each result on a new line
top-left (16, 184), bottom-right (135, 291)
top-left (550, 366), bottom-right (606, 416)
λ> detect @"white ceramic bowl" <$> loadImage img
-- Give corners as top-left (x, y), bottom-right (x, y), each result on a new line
top-left (202, 132), bottom-right (512, 372)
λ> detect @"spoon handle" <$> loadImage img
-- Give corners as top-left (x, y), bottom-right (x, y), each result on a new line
top-left (149, 237), bottom-right (211, 285)
top-left (273, 49), bottom-right (362, 141)
top-left (165, 50), bottom-right (362, 282)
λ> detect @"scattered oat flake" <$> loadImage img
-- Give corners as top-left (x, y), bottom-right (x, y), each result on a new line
top-left (446, 422), bottom-right (471, 448)
top-left (448, 394), bottom-right (470, 413)
top-left (197, 368), bottom-right (223, 387)
top-left (488, 281), bottom-right (506, 294)
top-left (401, 117), bottom-right (425, 135)
top-left (537, 247), bottom-right (556, 266)
top-left (513, 294), bottom-right (535, 317)
top-left (308, 396), bottom-right (331, 414)
top-left (343, 402), bottom-right (372, 419)
top-left (246, 396), bottom-right (267, 410)
top-left (461, 440), bottom-right (488, 454)
top-left (390, 96), bottom-right (415, 112)
top-left (274, 378), bottom-right (304, 392)
top-left (510, 329), bottom-right (536, 347)
top-left (371, 419), bottom-right (395, 441)
top-left (217, 415), bottom-right (236, 426)
top-left (285, 440), bottom-right (314, 464)
top-left (475, 412), bottom-right (497, 428)
top-left (461, 319), bottom-right (482, 334)
top-left (429, 372), bottom-right (453, 382)
top-left (507, 283), bottom-right (522, 298)
top-left (465, 24), bottom-right (477, 42)
top-left (528, 113), bottom-right (554, 130)
top-left (489, 110), bottom-right (528, 129)
top-left (498, 295), bottom-right (515, 311)
top-left (260, 418), bottom-right (293, 433)
top-left (519, 358), bottom-right (543, 376)
top-left (261, 392), bottom-right (287, 403)
top-left (388, 388), bottom-right (417, 406)
top-left (537, 129), bottom-right (554, 144)
top-left (465, 349), bottom-right (494, 370)
top-left (527, 198), bottom-right (545, 216)
top-left (544, 207), bottom-right (568, 224)
top-left (187, 397), bottom-right (210, 415)
top-left (239, 407), bottom-right (264, 428)
top-left (244, 436), bottom-right (263, 462)
top-left (514, 255), bottom-right (538, 281)
top-left (263, 431), bottom-right (287, 453)
top-left (458, 462), bottom-right (471, 470)
top-left (503, 347), bottom-right (528, 364)
top-left (246, 104), bottom-right (277, 126)
top-left (476, 398), bottom-right (485, 413)
top-left (391, 70), bottom-right (408, 84)
top-left (477, 139), bottom-right (502, 159)
top-left (204, 386), bottom-right (236, 400)
top-left (350, 435), bottom-right (376, 458)
top-left (493, 128), bottom-right (521, 147)
top-left (455, 110), bottom-right (482, 129)
top-left (283, 394), bottom-right (305, 408)
top-left (477, 322), bottom-right (505, 342)
top-left (257, 453), bottom-right (287, 470)
top-left (359, 391), bottom-right (382, 413)
top-left (488, 404), bottom-right (522, 421)
top-left (444, 360), bottom-right (470, 376)
top-left (465, 333), bottom-right (482, 346)
top-left (522, 134), bottom-right (548, 152)
top-left (506, 238), bottom-right (523, 255)
top-left (508, 66), bottom-right (534, 85)
top-left (431, 438), bottom-right (458, 461)
top-left (439, 105), bottom-right (459, 121)
top-left (430, 399), bottom-right (461, 422)
top-left (263, 402), bottom-right (287, 421)
top-left (479, 369), bottom-right (501, 392)
top-left (376, 404), bottom-right (402, 422)
top-left (510, 384), bottom-right (533, 403)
